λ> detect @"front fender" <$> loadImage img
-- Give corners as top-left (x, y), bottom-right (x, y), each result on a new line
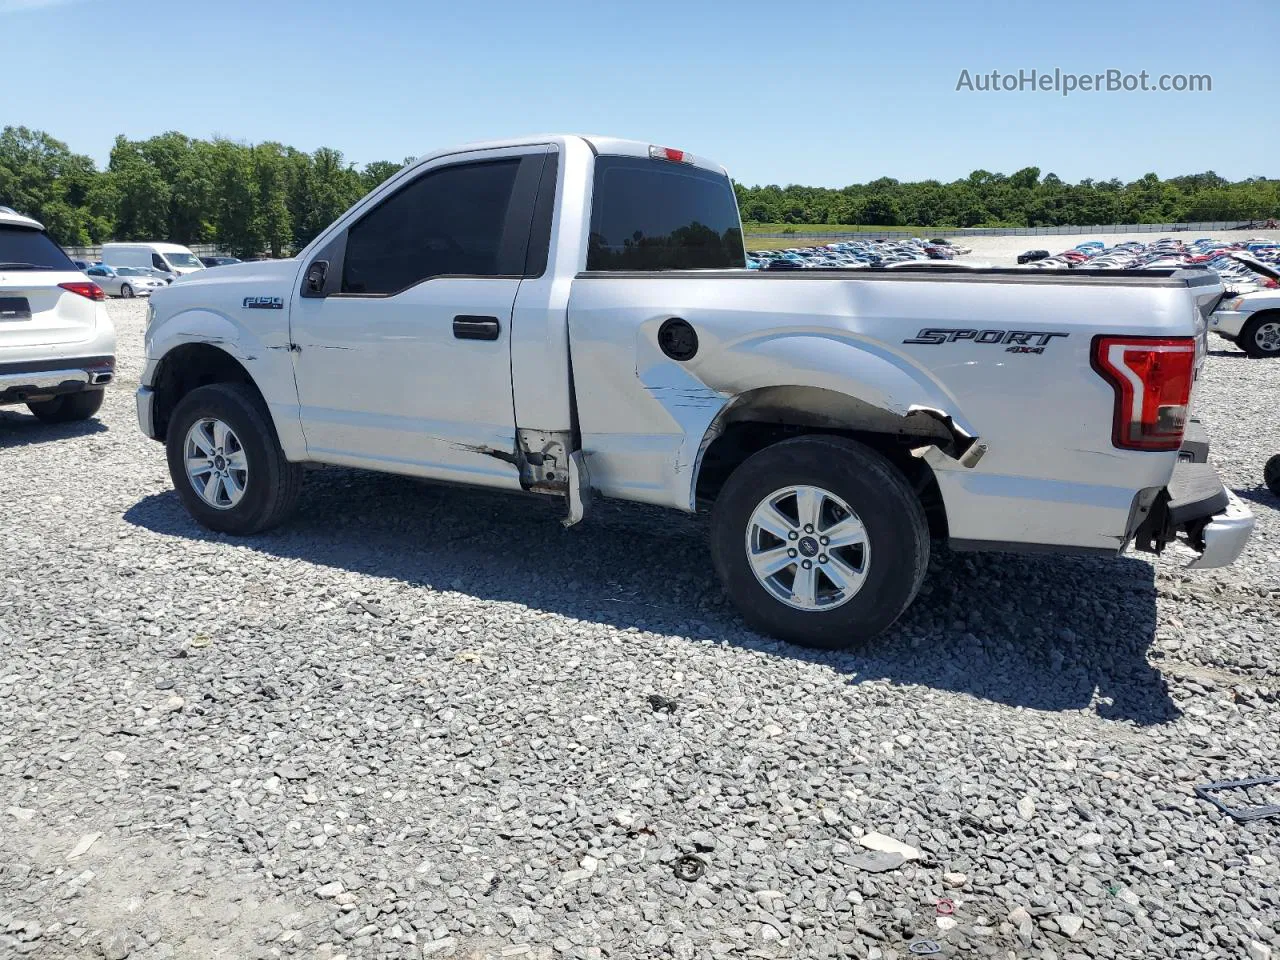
top-left (144, 307), bottom-right (304, 459)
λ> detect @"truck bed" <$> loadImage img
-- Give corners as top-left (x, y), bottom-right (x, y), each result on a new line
top-left (577, 265), bottom-right (1223, 286)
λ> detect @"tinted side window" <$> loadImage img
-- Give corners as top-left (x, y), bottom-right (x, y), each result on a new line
top-left (0, 226), bottom-right (76, 270)
top-left (342, 159), bottom-right (522, 295)
top-left (587, 157), bottom-right (745, 271)
top-left (152, 253), bottom-right (167, 270)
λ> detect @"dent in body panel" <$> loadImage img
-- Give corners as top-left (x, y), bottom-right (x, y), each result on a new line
top-left (636, 357), bottom-right (730, 493)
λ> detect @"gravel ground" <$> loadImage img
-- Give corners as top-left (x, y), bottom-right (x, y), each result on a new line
top-left (1, 298), bottom-right (1278, 960)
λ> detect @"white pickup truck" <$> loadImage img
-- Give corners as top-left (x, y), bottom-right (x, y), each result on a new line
top-left (137, 135), bottom-right (1254, 648)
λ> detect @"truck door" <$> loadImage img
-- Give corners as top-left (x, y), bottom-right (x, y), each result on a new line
top-left (288, 146), bottom-right (551, 489)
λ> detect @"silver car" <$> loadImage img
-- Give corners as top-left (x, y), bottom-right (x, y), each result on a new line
top-left (84, 264), bottom-right (167, 298)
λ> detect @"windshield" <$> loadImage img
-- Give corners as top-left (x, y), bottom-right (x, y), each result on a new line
top-left (0, 225), bottom-right (76, 271)
top-left (163, 252), bottom-right (204, 269)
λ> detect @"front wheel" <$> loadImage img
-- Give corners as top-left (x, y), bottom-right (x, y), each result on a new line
top-left (26, 389), bottom-right (104, 423)
top-left (165, 382), bottom-right (303, 534)
top-left (120, 283), bottom-right (134, 299)
top-left (710, 435), bottom-right (929, 649)
top-left (1240, 313), bottom-right (1280, 358)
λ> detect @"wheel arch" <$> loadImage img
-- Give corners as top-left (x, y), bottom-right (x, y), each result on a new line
top-left (691, 385), bottom-right (961, 540)
top-left (149, 342), bottom-right (268, 443)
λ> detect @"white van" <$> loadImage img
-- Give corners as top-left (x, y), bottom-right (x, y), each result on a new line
top-left (100, 242), bottom-right (205, 282)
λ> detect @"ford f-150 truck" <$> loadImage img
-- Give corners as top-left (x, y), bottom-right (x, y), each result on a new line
top-left (136, 135), bottom-right (1254, 648)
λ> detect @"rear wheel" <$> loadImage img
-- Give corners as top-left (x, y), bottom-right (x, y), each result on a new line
top-left (710, 435), bottom-right (929, 649)
top-left (120, 283), bottom-right (134, 299)
top-left (26, 389), bottom-right (104, 423)
top-left (165, 382), bottom-right (303, 534)
top-left (1266, 454), bottom-right (1280, 496)
top-left (1240, 313), bottom-right (1280, 358)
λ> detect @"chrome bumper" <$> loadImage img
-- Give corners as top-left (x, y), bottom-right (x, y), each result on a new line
top-left (1132, 455), bottom-right (1255, 569)
top-left (1208, 310), bottom-right (1249, 340)
top-left (0, 363), bottom-right (114, 399)
top-left (136, 385), bottom-right (157, 440)
top-left (1185, 489), bottom-right (1254, 569)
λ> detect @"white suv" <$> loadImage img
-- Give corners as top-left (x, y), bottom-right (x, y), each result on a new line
top-left (0, 207), bottom-right (116, 422)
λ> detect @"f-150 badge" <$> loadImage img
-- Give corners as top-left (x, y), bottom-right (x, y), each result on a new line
top-left (243, 296), bottom-right (284, 310)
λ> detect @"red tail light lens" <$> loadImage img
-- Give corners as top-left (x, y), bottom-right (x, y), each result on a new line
top-left (59, 281), bottom-right (106, 302)
top-left (1091, 335), bottom-right (1196, 451)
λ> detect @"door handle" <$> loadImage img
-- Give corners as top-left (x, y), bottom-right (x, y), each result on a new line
top-left (453, 315), bottom-right (501, 341)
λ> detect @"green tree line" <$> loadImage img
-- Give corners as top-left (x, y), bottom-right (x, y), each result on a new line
top-left (734, 167), bottom-right (1280, 229)
top-left (0, 126), bottom-right (410, 257)
top-left (3, 126), bottom-right (1278, 255)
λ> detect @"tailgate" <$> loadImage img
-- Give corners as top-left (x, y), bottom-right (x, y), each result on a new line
top-left (0, 273), bottom-right (100, 348)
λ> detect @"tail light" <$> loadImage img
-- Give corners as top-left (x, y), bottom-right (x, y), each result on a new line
top-left (1091, 335), bottom-right (1196, 451)
top-left (59, 281), bottom-right (106, 302)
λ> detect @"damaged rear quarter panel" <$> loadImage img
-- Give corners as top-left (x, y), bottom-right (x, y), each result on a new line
top-left (568, 275), bottom-right (969, 511)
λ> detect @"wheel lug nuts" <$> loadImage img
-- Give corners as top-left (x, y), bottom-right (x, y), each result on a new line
top-left (801, 560), bottom-right (812, 569)
top-left (820, 536), bottom-right (829, 545)
top-left (788, 531), bottom-right (798, 540)
top-left (804, 524), bottom-right (814, 533)
top-left (818, 554), bottom-right (828, 563)
top-left (787, 549), bottom-right (797, 558)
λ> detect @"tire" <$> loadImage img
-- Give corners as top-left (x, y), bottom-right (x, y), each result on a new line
top-left (26, 389), bottom-right (104, 423)
top-left (120, 283), bottom-right (134, 299)
top-left (710, 435), bottom-right (929, 649)
top-left (1240, 312), bottom-right (1280, 359)
top-left (1266, 454), bottom-right (1280, 496)
top-left (165, 382), bottom-right (303, 535)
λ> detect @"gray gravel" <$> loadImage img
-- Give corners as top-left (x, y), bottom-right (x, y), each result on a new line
top-left (1, 298), bottom-right (1278, 960)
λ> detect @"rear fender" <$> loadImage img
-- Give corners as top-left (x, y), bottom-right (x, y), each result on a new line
top-left (685, 330), bottom-right (980, 508)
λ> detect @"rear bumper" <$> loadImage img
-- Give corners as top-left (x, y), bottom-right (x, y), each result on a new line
top-left (1132, 455), bottom-right (1254, 569)
top-left (1187, 490), bottom-right (1254, 569)
top-left (0, 356), bottom-right (115, 406)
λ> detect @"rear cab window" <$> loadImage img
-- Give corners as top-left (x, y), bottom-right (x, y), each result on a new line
top-left (0, 226), bottom-right (76, 271)
top-left (586, 156), bottom-right (745, 271)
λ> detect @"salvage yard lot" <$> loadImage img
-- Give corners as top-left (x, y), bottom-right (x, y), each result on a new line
top-left (1, 299), bottom-right (1278, 960)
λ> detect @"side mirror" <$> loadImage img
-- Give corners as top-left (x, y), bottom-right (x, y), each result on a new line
top-left (304, 260), bottom-right (329, 296)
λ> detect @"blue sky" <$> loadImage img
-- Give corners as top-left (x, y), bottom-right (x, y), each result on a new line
top-left (4, 0), bottom-right (1276, 187)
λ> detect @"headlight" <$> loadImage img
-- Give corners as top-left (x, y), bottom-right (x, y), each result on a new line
top-left (1222, 297), bottom-right (1247, 312)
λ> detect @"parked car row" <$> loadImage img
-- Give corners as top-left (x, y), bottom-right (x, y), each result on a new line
top-left (1019, 236), bottom-right (1280, 276)
top-left (1014, 236), bottom-right (1280, 358)
top-left (747, 237), bottom-right (972, 270)
top-left (64, 244), bottom-right (243, 297)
